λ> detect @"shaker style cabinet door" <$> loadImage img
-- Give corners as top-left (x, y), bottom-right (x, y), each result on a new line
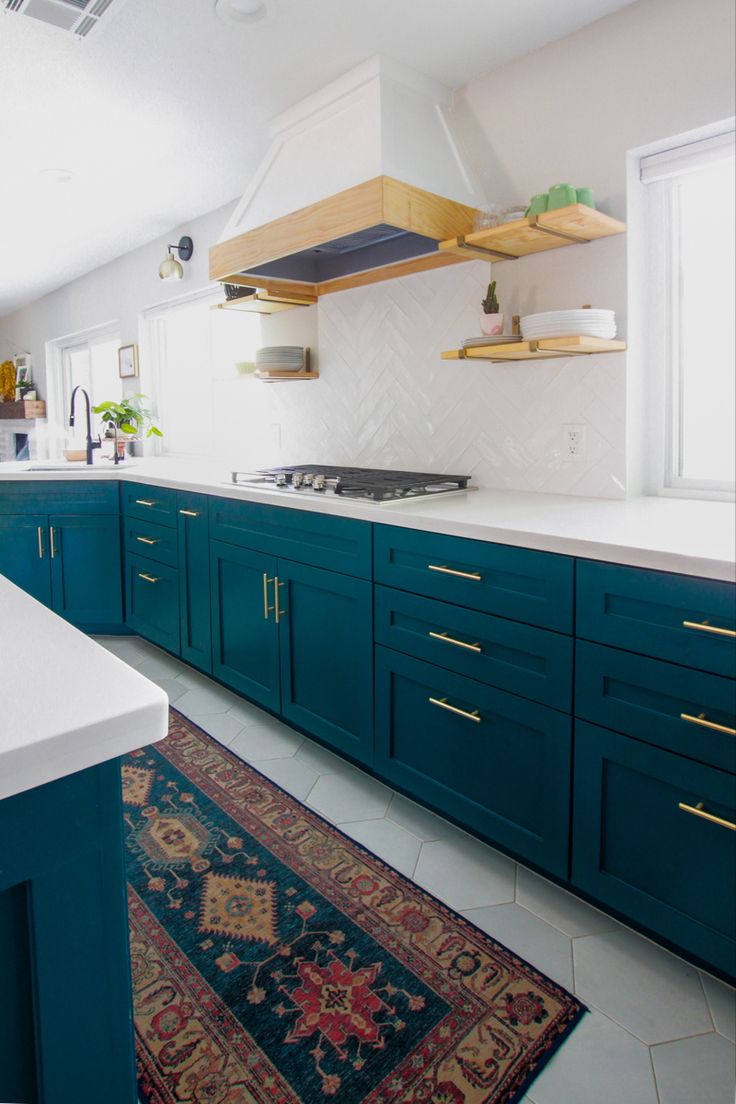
top-left (48, 514), bottom-right (123, 629)
top-left (0, 515), bottom-right (52, 606)
top-left (210, 540), bottom-right (280, 712)
top-left (177, 492), bottom-right (212, 673)
top-left (277, 559), bottom-right (374, 765)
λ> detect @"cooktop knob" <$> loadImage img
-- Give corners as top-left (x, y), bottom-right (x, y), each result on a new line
top-left (313, 474), bottom-right (326, 491)
top-left (275, 473), bottom-right (287, 486)
top-left (292, 471), bottom-right (303, 488)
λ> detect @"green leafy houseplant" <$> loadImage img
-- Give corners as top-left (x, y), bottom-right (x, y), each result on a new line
top-left (481, 280), bottom-right (499, 314)
top-left (92, 394), bottom-right (162, 439)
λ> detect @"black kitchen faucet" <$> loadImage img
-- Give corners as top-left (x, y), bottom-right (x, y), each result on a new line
top-left (69, 386), bottom-right (101, 465)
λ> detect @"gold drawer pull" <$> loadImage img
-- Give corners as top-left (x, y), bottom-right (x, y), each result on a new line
top-left (682, 620), bottom-right (736, 639)
top-left (275, 577), bottom-right (286, 623)
top-left (37, 525), bottom-right (44, 559)
top-left (138, 572), bottom-right (160, 584)
top-left (429, 696), bottom-right (481, 723)
top-left (135, 498), bottom-right (156, 508)
top-left (428, 564), bottom-right (482, 581)
top-left (263, 573), bottom-right (275, 620)
top-left (678, 801), bottom-right (736, 832)
top-left (179, 509), bottom-right (200, 517)
top-left (681, 712), bottom-right (736, 737)
top-left (136, 536), bottom-right (160, 546)
top-left (50, 526), bottom-right (57, 559)
top-left (429, 630), bottom-right (482, 654)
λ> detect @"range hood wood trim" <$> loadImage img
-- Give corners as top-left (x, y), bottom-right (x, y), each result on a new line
top-left (209, 175), bottom-right (479, 289)
top-left (315, 250), bottom-right (472, 297)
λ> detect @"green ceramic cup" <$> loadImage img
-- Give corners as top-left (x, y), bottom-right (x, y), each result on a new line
top-left (525, 193), bottom-right (548, 216)
top-left (547, 183), bottom-right (577, 209)
top-left (576, 187), bottom-right (595, 208)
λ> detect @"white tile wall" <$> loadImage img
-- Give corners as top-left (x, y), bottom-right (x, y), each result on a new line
top-left (228, 262), bottom-right (627, 498)
top-left (0, 419), bottom-right (47, 461)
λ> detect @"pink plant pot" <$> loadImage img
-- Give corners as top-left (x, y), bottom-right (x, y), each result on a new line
top-left (480, 313), bottom-right (504, 336)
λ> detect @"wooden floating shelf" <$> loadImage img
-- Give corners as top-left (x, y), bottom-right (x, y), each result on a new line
top-left (254, 370), bottom-right (319, 382)
top-left (213, 290), bottom-right (317, 314)
top-left (442, 336), bottom-right (626, 363)
top-left (0, 400), bottom-right (47, 420)
top-left (439, 204), bottom-right (626, 263)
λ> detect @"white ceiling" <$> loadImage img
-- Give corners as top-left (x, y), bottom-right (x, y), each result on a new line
top-left (0, 0), bottom-right (635, 316)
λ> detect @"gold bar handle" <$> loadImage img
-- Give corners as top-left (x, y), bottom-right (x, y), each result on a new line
top-left (135, 499), bottom-right (156, 508)
top-left (681, 712), bottom-right (736, 737)
top-left (37, 526), bottom-right (44, 560)
top-left (274, 577), bottom-right (286, 623)
top-left (263, 574), bottom-right (275, 620)
top-left (136, 536), bottom-right (160, 546)
top-left (179, 509), bottom-right (200, 518)
top-left (428, 564), bottom-right (482, 582)
top-left (682, 620), bottom-right (736, 639)
top-left (50, 526), bottom-right (57, 559)
top-left (138, 572), bottom-right (160, 583)
top-left (429, 630), bottom-right (482, 654)
top-left (678, 801), bottom-right (736, 832)
top-left (429, 696), bottom-right (481, 723)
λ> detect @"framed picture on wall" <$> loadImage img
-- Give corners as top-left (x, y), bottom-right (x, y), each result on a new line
top-left (118, 343), bottom-right (139, 379)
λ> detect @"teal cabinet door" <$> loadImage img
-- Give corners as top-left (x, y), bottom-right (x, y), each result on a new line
top-left (278, 560), bottom-right (373, 765)
top-left (573, 721), bottom-right (736, 978)
top-left (126, 555), bottom-right (180, 653)
top-left (0, 515), bottom-right (51, 605)
top-left (178, 493), bottom-right (212, 673)
top-left (210, 540), bottom-right (280, 710)
top-left (375, 647), bottom-right (572, 876)
top-left (49, 514), bottom-right (122, 629)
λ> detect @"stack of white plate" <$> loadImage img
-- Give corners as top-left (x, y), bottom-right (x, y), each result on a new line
top-left (520, 309), bottom-right (616, 340)
top-left (255, 346), bottom-right (307, 372)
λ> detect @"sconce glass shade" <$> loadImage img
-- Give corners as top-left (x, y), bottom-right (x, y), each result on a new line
top-left (159, 250), bottom-right (184, 281)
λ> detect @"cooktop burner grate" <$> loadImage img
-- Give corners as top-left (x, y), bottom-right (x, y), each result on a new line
top-left (231, 465), bottom-right (472, 501)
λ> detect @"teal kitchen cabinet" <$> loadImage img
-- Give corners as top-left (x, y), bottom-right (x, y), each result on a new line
top-left (573, 721), bottom-right (736, 979)
top-left (0, 513), bottom-right (121, 630)
top-left (0, 514), bottom-right (52, 604)
top-left (375, 646), bottom-right (572, 875)
top-left (125, 554), bottom-right (180, 654)
top-left (278, 559), bottom-right (373, 761)
top-left (210, 541), bottom-right (374, 764)
top-left (210, 540), bottom-right (281, 711)
top-left (177, 492), bottom-right (212, 673)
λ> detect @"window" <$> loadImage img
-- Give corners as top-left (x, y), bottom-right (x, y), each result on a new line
top-left (642, 130), bottom-right (735, 496)
top-left (147, 290), bottom-right (261, 458)
top-left (60, 332), bottom-right (121, 415)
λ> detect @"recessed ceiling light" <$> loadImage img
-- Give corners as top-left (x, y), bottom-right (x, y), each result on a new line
top-left (214, 0), bottom-right (275, 26)
top-left (38, 169), bottom-right (74, 186)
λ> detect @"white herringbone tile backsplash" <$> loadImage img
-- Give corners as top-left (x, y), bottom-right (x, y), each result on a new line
top-left (218, 262), bottom-right (626, 498)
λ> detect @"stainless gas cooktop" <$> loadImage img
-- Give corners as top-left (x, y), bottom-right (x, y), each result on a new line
top-left (228, 465), bottom-right (473, 503)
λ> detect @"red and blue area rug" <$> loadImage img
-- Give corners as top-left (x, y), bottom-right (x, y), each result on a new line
top-left (123, 710), bottom-right (585, 1104)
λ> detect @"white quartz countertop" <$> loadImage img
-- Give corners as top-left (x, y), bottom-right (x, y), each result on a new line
top-left (0, 574), bottom-right (168, 800)
top-left (1, 458), bottom-right (734, 581)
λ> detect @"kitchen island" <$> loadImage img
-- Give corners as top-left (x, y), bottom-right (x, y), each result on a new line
top-left (0, 573), bottom-right (168, 1104)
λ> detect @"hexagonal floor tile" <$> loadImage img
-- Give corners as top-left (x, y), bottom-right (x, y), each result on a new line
top-left (228, 720), bottom-right (303, 762)
top-left (526, 1009), bottom-right (658, 1104)
top-left (516, 867), bottom-right (620, 938)
top-left (412, 836), bottom-right (515, 911)
top-left (700, 972), bottom-right (736, 1042)
top-left (294, 739), bottom-right (358, 777)
top-left (307, 771), bottom-right (392, 823)
top-left (386, 793), bottom-right (452, 841)
top-left (176, 684), bottom-right (238, 716)
top-left (462, 902), bottom-right (573, 990)
top-left (573, 928), bottom-right (713, 1043)
top-left (651, 1031), bottom-right (736, 1104)
top-left (253, 756), bottom-right (321, 802)
top-left (194, 711), bottom-right (246, 747)
top-left (340, 818), bottom-right (422, 878)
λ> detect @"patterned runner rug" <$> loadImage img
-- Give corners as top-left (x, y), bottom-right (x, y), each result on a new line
top-left (124, 710), bottom-right (585, 1104)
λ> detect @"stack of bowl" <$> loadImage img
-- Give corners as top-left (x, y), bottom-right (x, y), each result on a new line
top-left (520, 309), bottom-right (616, 340)
top-left (255, 346), bottom-right (308, 372)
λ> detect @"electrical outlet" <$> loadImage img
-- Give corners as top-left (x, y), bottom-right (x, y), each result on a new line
top-left (563, 423), bottom-right (586, 462)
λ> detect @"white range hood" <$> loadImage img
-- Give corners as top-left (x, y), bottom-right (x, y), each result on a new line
top-left (210, 56), bottom-right (483, 295)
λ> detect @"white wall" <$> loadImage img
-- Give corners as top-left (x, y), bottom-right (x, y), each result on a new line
top-left (1, 0), bottom-right (734, 495)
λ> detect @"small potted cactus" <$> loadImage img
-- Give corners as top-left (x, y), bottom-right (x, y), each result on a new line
top-left (480, 280), bottom-right (504, 336)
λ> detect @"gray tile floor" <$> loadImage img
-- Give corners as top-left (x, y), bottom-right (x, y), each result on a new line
top-left (102, 636), bottom-right (736, 1104)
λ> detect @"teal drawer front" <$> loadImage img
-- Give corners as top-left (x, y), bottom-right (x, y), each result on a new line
top-left (209, 497), bottom-right (371, 578)
top-left (122, 482), bottom-right (178, 528)
top-left (573, 722), bottom-right (736, 979)
top-left (125, 555), bottom-right (180, 653)
top-left (375, 647), bottom-right (571, 876)
top-left (0, 480), bottom-right (118, 515)
top-left (576, 561), bottom-right (736, 677)
top-left (375, 584), bottom-right (572, 712)
top-left (576, 641), bottom-right (736, 773)
top-left (124, 516), bottom-right (179, 568)
top-left (374, 525), bottom-right (573, 632)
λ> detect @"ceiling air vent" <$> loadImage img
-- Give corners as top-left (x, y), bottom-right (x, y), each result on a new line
top-left (1, 0), bottom-right (129, 36)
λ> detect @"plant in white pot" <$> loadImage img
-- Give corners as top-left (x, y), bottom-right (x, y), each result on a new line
top-left (480, 280), bottom-right (504, 336)
top-left (92, 394), bottom-right (162, 461)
